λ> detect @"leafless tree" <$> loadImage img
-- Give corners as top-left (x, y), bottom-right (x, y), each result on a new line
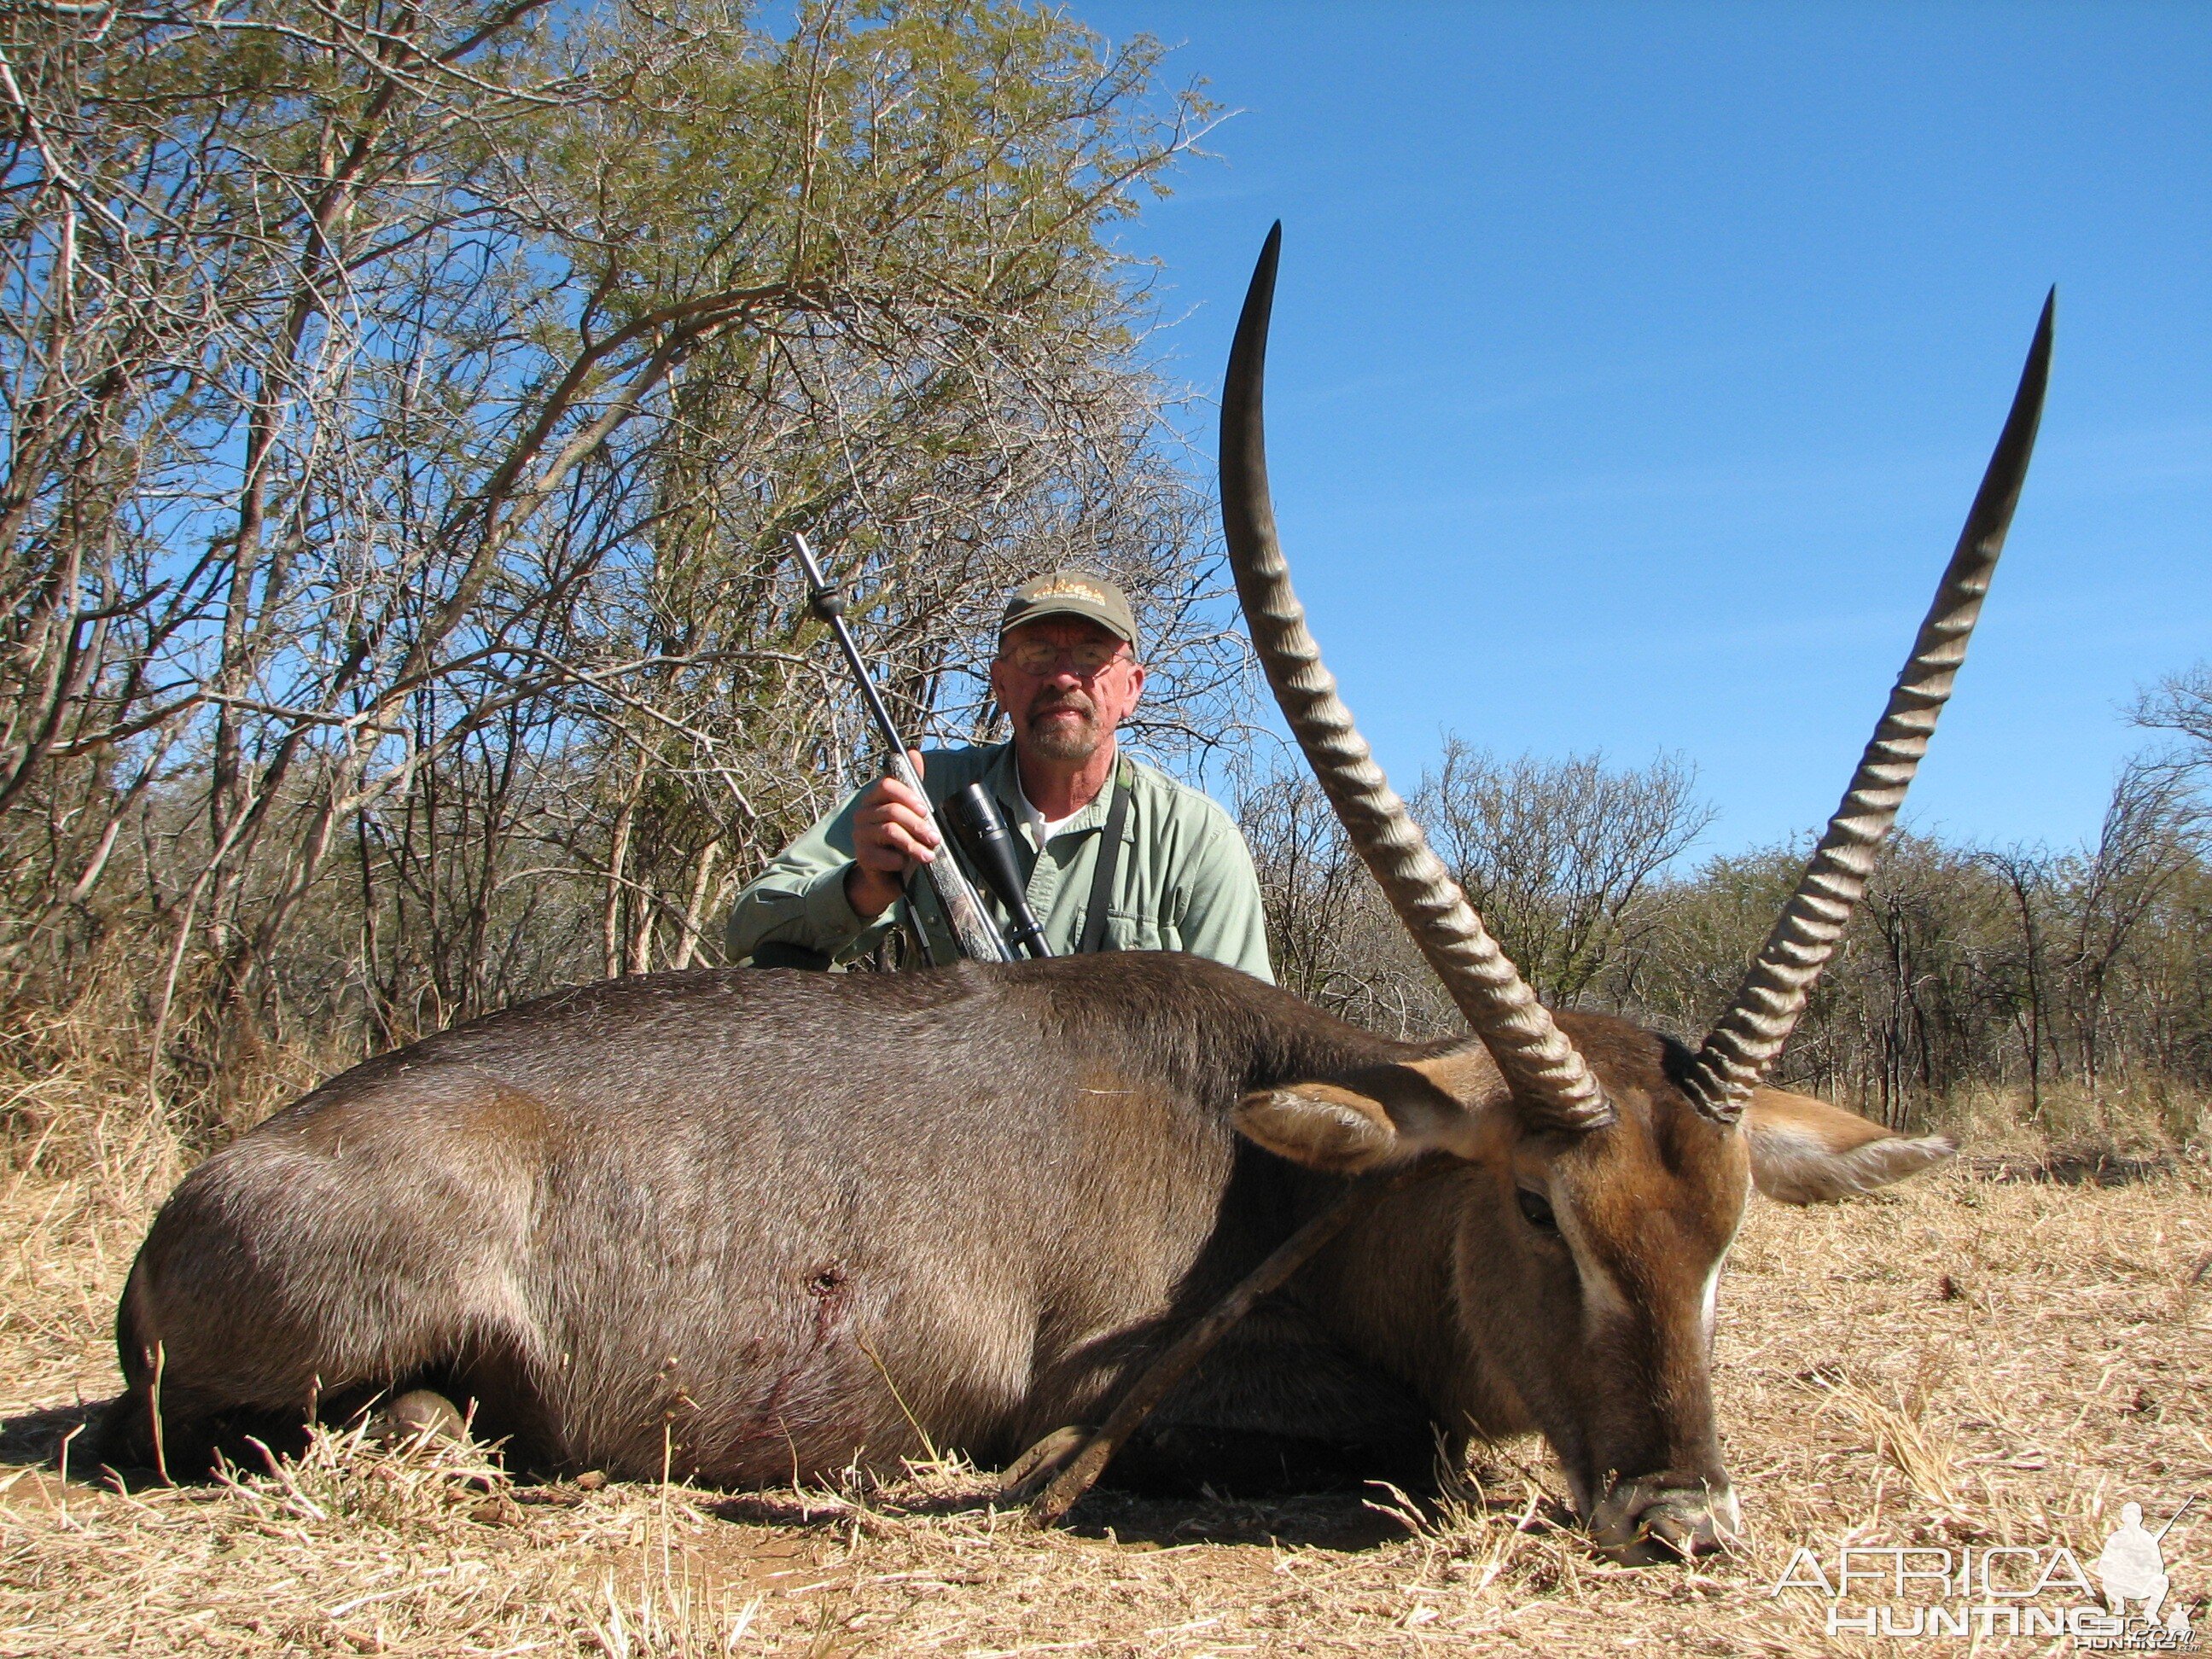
top-left (2054, 760), bottom-right (2203, 1093)
top-left (2133, 660), bottom-right (2212, 761)
top-left (1236, 763), bottom-right (1450, 1039)
top-left (1416, 741), bottom-right (1715, 1011)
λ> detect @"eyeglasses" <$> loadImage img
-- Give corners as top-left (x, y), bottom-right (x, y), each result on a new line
top-left (998, 638), bottom-right (1132, 677)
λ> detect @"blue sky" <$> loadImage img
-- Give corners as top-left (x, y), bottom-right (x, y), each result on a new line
top-left (1074, 1), bottom-right (2209, 857)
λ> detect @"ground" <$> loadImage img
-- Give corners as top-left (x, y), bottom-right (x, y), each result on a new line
top-left (3, 1131), bottom-right (2208, 1656)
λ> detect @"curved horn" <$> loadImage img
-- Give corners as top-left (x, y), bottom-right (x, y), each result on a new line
top-left (1220, 224), bottom-right (1614, 1133)
top-left (1684, 291), bottom-right (2056, 1123)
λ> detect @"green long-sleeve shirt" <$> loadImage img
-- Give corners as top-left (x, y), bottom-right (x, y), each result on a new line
top-left (725, 742), bottom-right (1274, 982)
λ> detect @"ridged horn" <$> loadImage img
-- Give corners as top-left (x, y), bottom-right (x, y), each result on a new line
top-left (1684, 290), bottom-right (2056, 1124)
top-left (1220, 224), bottom-right (1614, 1133)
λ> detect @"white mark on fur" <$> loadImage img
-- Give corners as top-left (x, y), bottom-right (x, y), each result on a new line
top-left (1702, 1166), bottom-right (1752, 1347)
top-left (1552, 1190), bottom-right (1630, 1335)
top-left (1698, 1260), bottom-right (1721, 1344)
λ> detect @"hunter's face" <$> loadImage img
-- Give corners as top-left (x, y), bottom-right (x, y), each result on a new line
top-left (991, 618), bottom-right (1145, 765)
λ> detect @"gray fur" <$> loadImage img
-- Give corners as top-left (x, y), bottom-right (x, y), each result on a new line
top-left (111, 957), bottom-right (1423, 1483)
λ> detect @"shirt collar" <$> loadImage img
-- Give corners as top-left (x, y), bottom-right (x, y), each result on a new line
top-left (984, 741), bottom-right (1121, 846)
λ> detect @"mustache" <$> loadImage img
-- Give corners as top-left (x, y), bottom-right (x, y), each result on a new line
top-left (1027, 694), bottom-right (1096, 722)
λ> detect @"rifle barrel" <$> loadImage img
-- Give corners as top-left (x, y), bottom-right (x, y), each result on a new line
top-left (791, 535), bottom-right (1013, 964)
top-left (2155, 1495), bottom-right (2197, 1541)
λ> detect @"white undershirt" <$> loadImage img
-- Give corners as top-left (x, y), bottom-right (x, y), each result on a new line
top-left (1016, 781), bottom-right (1083, 845)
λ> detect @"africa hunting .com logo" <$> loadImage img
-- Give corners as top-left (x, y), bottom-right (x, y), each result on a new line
top-left (1771, 1498), bottom-right (2198, 1647)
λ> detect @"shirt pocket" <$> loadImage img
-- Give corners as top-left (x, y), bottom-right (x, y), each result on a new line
top-left (1104, 907), bottom-right (1168, 952)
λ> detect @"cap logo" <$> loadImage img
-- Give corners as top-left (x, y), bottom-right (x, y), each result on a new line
top-left (1028, 576), bottom-right (1109, 604)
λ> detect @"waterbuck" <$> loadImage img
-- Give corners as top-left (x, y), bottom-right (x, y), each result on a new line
top-left (102, 229), bottom-right (2051, 1562)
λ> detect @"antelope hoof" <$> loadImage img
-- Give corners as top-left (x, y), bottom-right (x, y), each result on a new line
top-left (998, 1425), bottom-right (1091, 1499)
top-left (372, 1388), bottom-right (467, 1447)
top-left (1589, 1476), bottom-right (1740, 1565)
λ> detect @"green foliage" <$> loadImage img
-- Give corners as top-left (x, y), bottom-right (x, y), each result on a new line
top-left (1, 0), bottom-right (1231, 1083)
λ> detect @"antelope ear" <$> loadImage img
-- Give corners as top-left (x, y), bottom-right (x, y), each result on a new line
top-left (1234, 1059), bottom-right (1491, 1173)
top-left (1743, 1088), bottom-right (1958, 1203)
top-left (1233, 1083), bottom-right (1403, 1173)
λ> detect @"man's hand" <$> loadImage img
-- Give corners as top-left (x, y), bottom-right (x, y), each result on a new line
top-left (844, 751), bottom-right (937, 922)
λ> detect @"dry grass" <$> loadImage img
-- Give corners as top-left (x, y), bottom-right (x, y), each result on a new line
top-left (4, 1068), bottom-right (2209, 1656)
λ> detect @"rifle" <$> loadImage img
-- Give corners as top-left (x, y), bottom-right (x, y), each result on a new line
top-left (791, 534), bottom-right (1014, 966)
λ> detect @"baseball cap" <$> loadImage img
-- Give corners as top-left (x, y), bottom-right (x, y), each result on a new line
top-left (999, 571), bottom-right (1138, 650)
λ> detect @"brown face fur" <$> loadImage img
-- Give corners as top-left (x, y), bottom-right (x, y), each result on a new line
top-left (1481, 1022), bottom-right (1749, 1555)
top-left (1235, 1011), bottom-right (1948, 1560)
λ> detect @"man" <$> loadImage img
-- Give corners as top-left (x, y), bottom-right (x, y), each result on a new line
top-left (726, 571), bottom-right (1272, 980)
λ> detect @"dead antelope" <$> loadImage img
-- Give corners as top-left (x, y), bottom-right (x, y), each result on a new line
top-left (102, 227), bottom-right (2049, 1563)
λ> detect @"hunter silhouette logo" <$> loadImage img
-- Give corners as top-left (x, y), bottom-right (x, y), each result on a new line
top-left (2097, 1500), bottom-right (2196, 1637)
top-left (1773, 1496), bottom-right (2198, 1647)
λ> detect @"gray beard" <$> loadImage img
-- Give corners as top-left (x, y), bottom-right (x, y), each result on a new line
top-left (1025, 708), bottom-right (1102, 764)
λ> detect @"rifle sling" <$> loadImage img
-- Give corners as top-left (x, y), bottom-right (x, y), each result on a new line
top-left (1078, 760), bottom-right (1132, 956)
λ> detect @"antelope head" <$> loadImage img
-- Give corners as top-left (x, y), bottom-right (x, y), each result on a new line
top-left (1219, 225), bottom-right (2051, 1560)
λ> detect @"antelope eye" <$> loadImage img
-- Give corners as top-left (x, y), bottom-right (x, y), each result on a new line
top-left (1516, 1187), bottom-right (1558, 1231)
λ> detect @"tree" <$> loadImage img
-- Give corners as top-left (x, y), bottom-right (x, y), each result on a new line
top-left (1236, 763), bottom-right (1449, 1039)
top-left (1976, 843), bottom-right (2056, 1117)
top-left (1416, 740), bottom-right (1714, 1010)
top-left (2133, 661), bottom-right (2212, 765)
top-left (2054, 760), bottom-right (2203, 1094)
top-left (0, 0), bottom-right (1233, 1111)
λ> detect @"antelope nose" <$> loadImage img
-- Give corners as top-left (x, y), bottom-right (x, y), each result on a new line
top-left (1589, 1476), bottom-right (1741, 1564)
